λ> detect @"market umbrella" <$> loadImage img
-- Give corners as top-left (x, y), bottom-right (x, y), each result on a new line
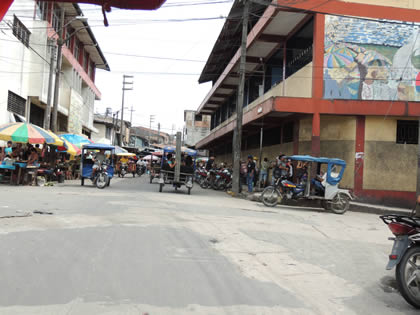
top-left (143, 155), bottom-right (159, 161)
top-left (60, 134), bottom-right (93, 149)
top-left (114, 145), bottom-right (128, 154)
top-left (151, 150), bottom-right (163, 156)
top-left (0, 122), bottom-right (63, 145)
top-left (117, 152), bottom-right (136, 157)
top-left (57, 138), bottom-right (81, 156)
top-left (324, 48), bottom-right (355, 68)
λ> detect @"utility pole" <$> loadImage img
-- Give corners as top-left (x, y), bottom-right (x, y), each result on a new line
top-left (129, 106), bottom-right (135, 125)
top-left (149, 115), bottom-right (155, 145)
top-left (157, 122), bottom-right (161, 143)
top-left (121, 75), bottom-right (134, 145)
top-left (44, 38), bottom-right (56, 130)
top-left (232, 0), bottom-right (249, 195)
top-left (51, 9), bottom-right (65, 133)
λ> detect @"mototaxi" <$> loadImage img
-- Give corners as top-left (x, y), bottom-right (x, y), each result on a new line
top-left (80, 143), bottom-right (115, 188)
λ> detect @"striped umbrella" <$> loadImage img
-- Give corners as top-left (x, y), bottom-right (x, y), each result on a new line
top-left (0, 122), bottom-right (63, 145)
top-left (57, 138), bottom-right (81, 156)
top-left (59, 134), bottom-right (93, 149)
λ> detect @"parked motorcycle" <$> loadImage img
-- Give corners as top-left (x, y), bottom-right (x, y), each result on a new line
top-left (200, 169), bottom-right (217, 189)
top-left (91, 163), bottom-right (109, 189)
top-left (136, 164), bottom-right (146, 176)
top-left (261, 176), bottom-right (305, 207)
top-left (380, 214), bottom-right (420, 308)
top-left (214, 168), bottom-right (232, 191)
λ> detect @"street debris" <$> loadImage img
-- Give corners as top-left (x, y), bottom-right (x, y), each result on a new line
top-left (33, 210), bottom-right (54, 215)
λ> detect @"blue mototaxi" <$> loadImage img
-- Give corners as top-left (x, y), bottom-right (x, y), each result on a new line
top-left (287, 155), bottom-right (353, 213)
top-left (80, 143), bottom-right (115, 187)
top-left (158, 146), bottom-right (197, 194)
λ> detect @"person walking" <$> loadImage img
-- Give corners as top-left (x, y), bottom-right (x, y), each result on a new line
top-left (246, 155), bottom-right (255, 193)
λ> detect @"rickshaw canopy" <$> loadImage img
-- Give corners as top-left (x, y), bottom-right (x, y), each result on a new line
top-left (82, 143), bottom-right (115, 151)
top-left (288, 155), bottom-right (346, 186)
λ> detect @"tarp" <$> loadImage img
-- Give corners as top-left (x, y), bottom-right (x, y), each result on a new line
top-left (287, 155), bottom-right (346, 166)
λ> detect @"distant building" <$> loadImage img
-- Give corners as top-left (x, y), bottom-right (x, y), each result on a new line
top-left (92, 112), bottom-right (130, 146)
top-left (129, 126), bottom-right (170, 148)
top-left (0, 0), bottom-right (109, 137)
top-left (183, 110), bottom-right (210, 147)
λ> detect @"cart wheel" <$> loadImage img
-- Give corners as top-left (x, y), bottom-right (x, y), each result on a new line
top-left (175, 186), bottom-right (178, 191)
top-left (81, 178), bottom-right (84, 186)
top-left (150, 176), bottom-right (153, 184)
top-left (133, 172), bottom-right (135, 178)
top-left (107, 178), bottom-right (111, 186)
top-left (187, 187), bottom-right (191, 195)
top-left (159, 183), bottom-right (163, 192)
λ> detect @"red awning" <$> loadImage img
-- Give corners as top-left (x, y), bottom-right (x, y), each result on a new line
top-left (0, 0), bottom-right (13, 22)
top-left (1, 0), bottom-right (166, 23)
top-left (48, 0), bottom-right (166, 10)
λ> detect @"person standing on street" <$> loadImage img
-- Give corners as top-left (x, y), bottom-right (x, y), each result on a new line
top-left (246, 155), bottom-right (255, 193)
top-left (206, 156), bottom-right (215, 171)
top-left (260, 157), bottom-right (269, 187)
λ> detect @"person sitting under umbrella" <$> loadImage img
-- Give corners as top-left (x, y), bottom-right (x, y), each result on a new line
top-left (27, 148), bottom-right (39, 166)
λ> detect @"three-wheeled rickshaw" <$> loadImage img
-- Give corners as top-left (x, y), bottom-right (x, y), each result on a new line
top-left (158, 133), bottom-right (196, 194)
top-left (261, 155), bottom-right (353, 214)
top-left (80, 143), bottom-right (115, 189)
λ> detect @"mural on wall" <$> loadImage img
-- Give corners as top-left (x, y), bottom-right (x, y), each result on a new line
top-left (324, 15), bottom-right (420, 101)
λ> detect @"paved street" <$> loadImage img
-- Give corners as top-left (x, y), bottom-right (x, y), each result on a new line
top-left (0, 176), bottom-right (416, 314)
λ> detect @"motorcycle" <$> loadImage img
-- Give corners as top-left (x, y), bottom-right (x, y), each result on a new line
top-left (261, 176), bottom-right (305, 207)
top-left (200, 169), bottom-right (217, 189)
top-left (136, 164), bottom-right (146, 176)
top-left (91, 163), bottom-right (109, 189)
top-left (119, 163), bottom-right (128, 178)
top-left (380, 214), bottom-right (420, 308)
top-left (214, 168), bottom-right (232, 191)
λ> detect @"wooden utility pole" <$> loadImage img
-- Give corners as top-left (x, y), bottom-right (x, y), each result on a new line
top-left (121, 75), bottom-right (133, 145)
top-left (232, 0), bottom-right (249, 195)
top-left (44, 39), bottom-right (55, 130)
top-left (51, 9), bottom-right (65, 132)
top-left (416, 120), bottom-right (420, 216)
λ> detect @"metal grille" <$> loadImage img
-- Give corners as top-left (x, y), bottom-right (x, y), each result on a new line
top-left (12, 15), bottom-right (30, 47)
top-left (397, 120), bottom-right (418, 144)
top-left (7, 91), bottom-right (26, 117)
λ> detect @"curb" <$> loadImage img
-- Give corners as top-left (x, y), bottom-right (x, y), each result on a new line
top-left (246, 193), bottom-right (412, 216)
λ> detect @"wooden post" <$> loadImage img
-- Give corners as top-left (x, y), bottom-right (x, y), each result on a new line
top-left (232, 0), bottom-right (249, 195)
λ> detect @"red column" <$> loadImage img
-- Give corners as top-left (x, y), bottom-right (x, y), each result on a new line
top-left (0, 0), bottom-right (13, 22)
top-left (312, 13), bottom-right (325, 100)
top-left (311, 112), bottom-right (320, 156)
top-left (354, 116), bottom-right (365, 195)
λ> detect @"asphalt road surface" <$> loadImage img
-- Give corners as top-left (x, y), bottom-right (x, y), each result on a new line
top-left (0, 175), bottom-right (416, 314)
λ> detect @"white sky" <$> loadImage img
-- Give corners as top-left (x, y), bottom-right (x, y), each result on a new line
top-left (80, 0), bottom-right (233, 134)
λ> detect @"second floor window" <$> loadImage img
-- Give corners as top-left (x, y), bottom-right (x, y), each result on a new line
top-left (35, 1), bottom-right (48, 21)
top-left (52, 6), bottom-right (61, 33)
top-left (12, 16), bottom-right (30, 47)
top-left (7, 91), bottom-right (26, 117)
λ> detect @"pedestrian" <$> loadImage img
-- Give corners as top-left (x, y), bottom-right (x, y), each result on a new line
top-left (260, 157), bottom-right (269, 187)
top-left (246, 154), bottom-right (255, 193)
top-left (206, 156), bottom-right (215, 171)
top-left (5, 141), bottom-right (12, 157)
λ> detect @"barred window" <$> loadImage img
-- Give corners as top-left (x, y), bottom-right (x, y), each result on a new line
top-left (397, 120), bottom-right (418, 144)
top-left (12, 16), bottom-right (30, 47)
top-left (35, 1), bottom-right (48, 21)
top-left (7, 91), bottom-right (26, 117)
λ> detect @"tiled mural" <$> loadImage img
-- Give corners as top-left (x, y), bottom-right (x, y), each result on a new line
top-left (324, 15), bottom-right (420, 101)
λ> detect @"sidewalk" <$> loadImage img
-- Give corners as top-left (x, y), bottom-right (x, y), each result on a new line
top-left (243, 191), bottom-right (413, 216)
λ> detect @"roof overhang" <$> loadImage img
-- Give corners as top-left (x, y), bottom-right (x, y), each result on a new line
top-left (197, 3), bottom-right (310, 115)
top-left (67, 3), bottom-right (110, 71)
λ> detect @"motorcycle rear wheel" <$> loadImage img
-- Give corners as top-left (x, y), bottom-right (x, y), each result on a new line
top-left (200, 180), bottom-right (208, 189)
top-left (330, 193), bottom-right (350, 214)
top-left (396, 246), bottom-right (420, 309)
top-left (261, 186), bottom-right (281, 207)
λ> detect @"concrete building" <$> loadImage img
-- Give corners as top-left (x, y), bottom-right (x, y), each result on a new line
top-left (195, 0), bottom-right (420, 207)
top-left (92, 112), bottom-right (131, 146)
top-left (0, 0), bottom-right (109, 137)
top-left (129, 126), bottom-right (170, 148)
top-left (183, 110), bottom-right (210, 147)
